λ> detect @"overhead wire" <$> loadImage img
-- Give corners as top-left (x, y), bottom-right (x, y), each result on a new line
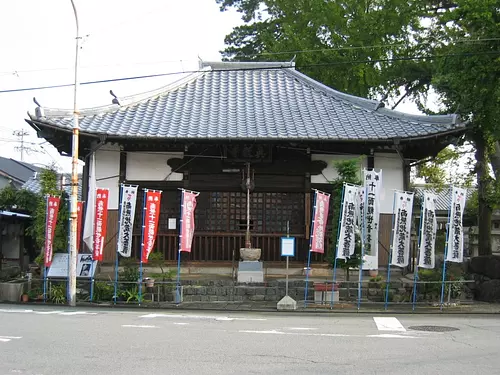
top-left (0, 50), bottom-right (498, 94)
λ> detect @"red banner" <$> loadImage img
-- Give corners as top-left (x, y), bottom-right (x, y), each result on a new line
top-left (93, 189), bottom-right (109, 261)
top-left (141, 190), bottom-right (162, 263)
top-left (180, 191), bottom-right (198, 252)
top-left (310, 191), bottom-right (330, 253)
top-left (76, 201), bottom-right (83, 253)
top-left (44, 196), bottom-right (61, 267)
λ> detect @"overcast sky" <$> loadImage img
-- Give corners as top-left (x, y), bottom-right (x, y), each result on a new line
top-left (1, 0), bottom-right (428, 173)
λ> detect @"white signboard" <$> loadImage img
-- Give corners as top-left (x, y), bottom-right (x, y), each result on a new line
top-left (47, 253), bottom-right (97, 278)
top-left (390, 191), bottom-right (414, 268)
top-left (446, 187), bottom-right (467, 263)
top-left (280, 237), bottom-right (295, 257)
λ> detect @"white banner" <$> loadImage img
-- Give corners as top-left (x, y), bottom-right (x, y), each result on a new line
top-left (83, 153), bottom-right (96, 252)
top-left (446, 187), bottom-right (467, 263)
top-left (363, 169), bottom-right (382, 258)
top-left (117, 185), bottom-right (138, 257)
top-left (390, 191), bottom-right (414, 268)
top-left (418, 192), bottom-right (438, 269)
top-left (337, 184), bottom-right (358, 259)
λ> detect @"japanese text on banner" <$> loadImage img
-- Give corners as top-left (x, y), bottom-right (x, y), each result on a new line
top-left (180, 191), bottom-right (198, 252)
top-left (310, 191), bottom-right (330, 254)
top-left (390, 191), bottom-right (414, 268)
top-left (363, 169), bottom-right (382, 257)
top-left (337, 184), bottom-right (358, 259)
top-left (446, 187), bottom-right (467, 263)
top-left (44, 196), bottom-right (60, 267)
top-left (117, 185), bottom-right (138, 257)
top-left (93, 189), bottom-right (109, 261)
top-left (141, 190), bottom-right (162, 263)
top-left (418, 193), bottom-right (437, 269)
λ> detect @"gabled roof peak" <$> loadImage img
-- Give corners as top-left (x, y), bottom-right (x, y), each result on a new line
top-left (199, 60), bottom-right (295, 71)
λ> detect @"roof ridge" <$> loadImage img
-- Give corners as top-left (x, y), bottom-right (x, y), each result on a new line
top-left (283, 69), bottom-right (459, 127)
top-left (28, 68), bottom-right (211, 120)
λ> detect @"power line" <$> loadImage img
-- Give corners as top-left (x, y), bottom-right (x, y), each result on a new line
top-left (1, 37), bottom-right (498, 76)
top-left (0, 50), bottom-right (498, 95)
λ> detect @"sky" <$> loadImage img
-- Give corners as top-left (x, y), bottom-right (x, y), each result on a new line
top-left (0, 0), bottom-right (446, 174)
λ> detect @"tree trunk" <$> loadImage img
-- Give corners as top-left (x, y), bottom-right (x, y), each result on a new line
top-left (475, 134), bottom-right (492, 256)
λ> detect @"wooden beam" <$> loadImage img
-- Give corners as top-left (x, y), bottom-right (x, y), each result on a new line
top-left (119, 151), bottom-right (127, 183)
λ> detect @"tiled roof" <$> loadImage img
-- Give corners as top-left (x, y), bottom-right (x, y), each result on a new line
top-left (0, 156), bottom-right (41, 187)
top-left (27, 61), bottom-right (463, 141)
top-left (413, 186), bottom-right (474, 212)
top-left (22, 172), bottom-right (82, 200)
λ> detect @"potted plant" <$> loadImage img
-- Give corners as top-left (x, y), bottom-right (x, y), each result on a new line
top-left (21, 292), bottom-right (29, 302)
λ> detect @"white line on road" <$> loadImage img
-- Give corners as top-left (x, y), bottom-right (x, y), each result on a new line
top-left (239, 330), bottom-right (416, 339)
top-left (60, 311), bottom-right (98, 316)
top-left (121, 325), bottom-right (157, 328)
top-left (287, 327), bottom-right (318, 331)
top-left (367, 334), bottom-right (419, 339)
top-left (173, 323), bottom-right (190, 325)
top-left (0, 336), bottom-right (22, 343)
top-left (373, 317), bottom-right (406, 332)
top-left (140, 313), bottom-right (266, 321)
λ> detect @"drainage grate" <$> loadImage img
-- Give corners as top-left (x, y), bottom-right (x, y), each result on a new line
top-left (408, 325), bottom-right (459, 332)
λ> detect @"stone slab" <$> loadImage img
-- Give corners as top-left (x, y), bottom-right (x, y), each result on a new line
top-left (237, 271), bottom-right (264, 283)
top-left (277, 295), bottom-right (297, 310)
top-left (238, 261), bottom-right (263, 272)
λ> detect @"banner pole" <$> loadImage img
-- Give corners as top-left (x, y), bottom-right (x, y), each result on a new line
top-left (176, 190), bottom-right (185, 304)
top-left (357, 184), bottom-right (368, 311)
top-left (331, 183), bottom-right (346, 307)
top-left (114, 184), bottom-right (124, 304)
top-left (384, 191), bottom-right (397, 311)
top-left (412, 197), bottom-right (425, 311)
top-left (66, 198), bottom-right (71, 302)
top-left (89, 256), bottom-right (95, 302)
top-left (43, 194), bottom-right (51, 303)
top-left (138, 189), bottom-right (147, 305)
top-left (304, 191), bottom-right (317, 307)
top-left (440, 187), bottom-right (453, 311)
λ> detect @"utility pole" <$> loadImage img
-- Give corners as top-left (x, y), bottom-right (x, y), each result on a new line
top-left (13, 130), bottom-right (31, 161)
top-left (68, 0), bottom-right (81, 307)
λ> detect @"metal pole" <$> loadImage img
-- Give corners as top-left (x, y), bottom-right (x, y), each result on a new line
top-left (331, 183), bottom-right (346, 307)
top-left (357, 184), bottom-right (367, 311)
top-left (285, 221), bottom-right (289, 296)
top-left (304, 191), bottom-right (317, 307)
top-left (68, 0), bottom-right (81, 307)
top-left (412, 199), bottom-right (425, 311)
top-left (245, 163), bottom-right (251, 248)
top-left (43, 195), bottom-right (49, 303)
top-left (440, 187), bottom-right (453, 311)
top-left (176, 190), bottom-right (185, 304)
top-left (139, 189), bottom-right (148, 305)
top-left (384, 192), bottom-right (397, 310)
top-left (114, 184), bottom-right (124, 304)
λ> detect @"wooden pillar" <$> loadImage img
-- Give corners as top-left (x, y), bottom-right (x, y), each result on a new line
top-left (119, 150), bottom-right (127, 183)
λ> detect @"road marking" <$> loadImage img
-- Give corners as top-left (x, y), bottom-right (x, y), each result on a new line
top-left (239, 330), bottom-right (416, 339)
top-left (122, 325), bottom-right (157, 328)
top-left (60, 311), bottom-right (97, 316)
top-left (140, 313), bottom-right (266, 321)
top-left (173, 322), bottom-right (190, 325)
top-left (373, 317), bottom-right (406, 332)
top-left (0, 336), bottom-right (22, 343)
top-left (367, 334), bottom-right (418, 339)
top-left (0, 309), bottom-right (97, 316)
top-left (287, 327), bottom-right (318, 331)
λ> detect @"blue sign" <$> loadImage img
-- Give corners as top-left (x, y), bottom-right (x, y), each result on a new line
top-left (280, 237), bottom-right (295, 257)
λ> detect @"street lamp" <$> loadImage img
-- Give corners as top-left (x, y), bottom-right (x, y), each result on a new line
top-left (68, 0), bottom-right (81, 307)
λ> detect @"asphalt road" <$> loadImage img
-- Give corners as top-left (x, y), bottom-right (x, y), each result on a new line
top-left (1, 305), bottom-right (499, 375)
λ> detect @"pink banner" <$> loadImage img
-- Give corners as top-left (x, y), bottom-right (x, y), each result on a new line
top-left (310, 191), bottom-right (330, 253)
top-left (93, 188), bottom-right (109, 261)
top-left (180, 191), bottom-right (198, 252)
top-left (141, 190), bottom-right (162, 263)
top-left (44, 196), bottom-right (61, 267)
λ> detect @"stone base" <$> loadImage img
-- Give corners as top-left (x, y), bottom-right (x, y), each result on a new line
top-left (237, 261), bottom-right (264, 283)
top-left (240, 248), bottom-right (262, 261)
top-left (277, 295), bottom-right (297, 311)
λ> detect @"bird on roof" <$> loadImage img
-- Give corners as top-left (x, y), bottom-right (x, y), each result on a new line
top-left (33, 97), bottom-right (41, 107)
top-left (110, 90), bottom-right (120, 105)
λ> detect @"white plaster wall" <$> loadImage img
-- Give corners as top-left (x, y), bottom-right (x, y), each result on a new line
top-left (126, 152), bottom-right (183, 181)
top-left (374, 152), bottom-right (404, 214)
top-left (311, 154), bottom-right (366, 183)
top-left (95, 144), bottom-right (120, 210)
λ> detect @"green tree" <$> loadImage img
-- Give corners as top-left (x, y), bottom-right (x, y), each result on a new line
top-left (219, 0), bottom-right (499, 255)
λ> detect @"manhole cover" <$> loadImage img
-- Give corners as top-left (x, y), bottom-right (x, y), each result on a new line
top-left (408, 325), bottom-right (459, 332)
